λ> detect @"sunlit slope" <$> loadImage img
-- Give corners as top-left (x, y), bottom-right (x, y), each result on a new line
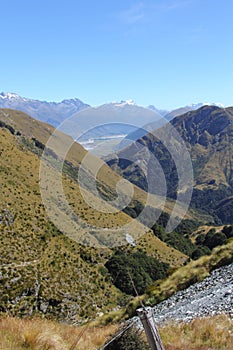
top-left (0, 110), bottom-right (188, 321)
top-left (0, 108), bottom-right (206, 224)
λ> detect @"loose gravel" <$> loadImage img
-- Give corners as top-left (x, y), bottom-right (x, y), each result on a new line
top-left (151, 263), bottom-right (233, 323)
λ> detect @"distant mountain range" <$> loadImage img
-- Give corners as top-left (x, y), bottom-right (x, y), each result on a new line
top-left (0, 92), bottom-right (227, 157)
top-left (0, 92), bottom-right (90, 127)
top-left (0, 91), bottom-right (225, 129)
top-left (0, 93), bottom-right (165, 132)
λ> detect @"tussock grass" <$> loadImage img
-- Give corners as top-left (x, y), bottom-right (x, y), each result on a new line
top-left (160, 315), bottom-right (233, 350)
top-left (0, 315), bottom-right (232, 350)
top-left (0, 316), bottom-right (117, 350)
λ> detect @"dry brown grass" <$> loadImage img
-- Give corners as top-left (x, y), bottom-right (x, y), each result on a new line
top-left (0, 315), bottom-right (232, 350)
top-left (0, 316), bottom-right (117, 350)
top-left (160, 315), bottom-right (233, 350)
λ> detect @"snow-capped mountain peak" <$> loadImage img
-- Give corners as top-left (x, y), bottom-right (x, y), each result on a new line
top-left (111, 99), bottom-right (136, 107)
top-left (0, 92), bottom-right (21, 100)
top-left (0, 92), bottom-right (90, 126)
top-left (121, 99), bottom-right (136, 105)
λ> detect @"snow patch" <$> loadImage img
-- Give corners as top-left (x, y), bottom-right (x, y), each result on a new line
top-left (113, 100), bottom-right (136, 107)
top-left (0, 92), bottom-right (21, 100)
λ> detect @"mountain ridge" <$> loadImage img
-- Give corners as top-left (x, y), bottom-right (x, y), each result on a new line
top-left (106, 105), bottom-right (233, 224)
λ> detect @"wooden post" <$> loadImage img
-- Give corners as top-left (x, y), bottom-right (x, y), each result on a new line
top-left (137, 307), bottom-right (165, 350)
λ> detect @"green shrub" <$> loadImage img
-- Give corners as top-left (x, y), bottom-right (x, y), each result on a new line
top-left (222, 225), bottom-right (233, 238)
top-left (32, 137), bottom-right (45, 150)
top-left (191, 245), bottom-right (211, 260)
top-left (204, 229), bottom-right (227, 250)
top-left (105, 251), bottom-right (168, 295)
top-left (0, 121), bottom-right (15, 135)
top-left (152, 223), bottom-right (197, 257)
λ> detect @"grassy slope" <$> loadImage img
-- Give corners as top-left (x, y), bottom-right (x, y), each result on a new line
top-left (0, 108), bottom-right (191, 258)
top-left (0, 110), bottom-right (187, 322)
top-left (0, 108), bottom-right (204, 221)
top-left (0, 129), bottom-right (121, 321)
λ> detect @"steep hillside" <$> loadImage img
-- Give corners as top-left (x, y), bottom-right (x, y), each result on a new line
top-left (0, 108), bottom-right (204, 229)
top-left (171, 106), bottom-right (233, 186)
top-left (0, 127), bottom-right (120, 322)
top-left (0, 109), bottom-right (188, 322)
top-left (107, 106), bottom-right (233, 224)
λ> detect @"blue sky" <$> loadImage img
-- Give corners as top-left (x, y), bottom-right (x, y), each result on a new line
top-left (1, 0), bottom-right (233, 109)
